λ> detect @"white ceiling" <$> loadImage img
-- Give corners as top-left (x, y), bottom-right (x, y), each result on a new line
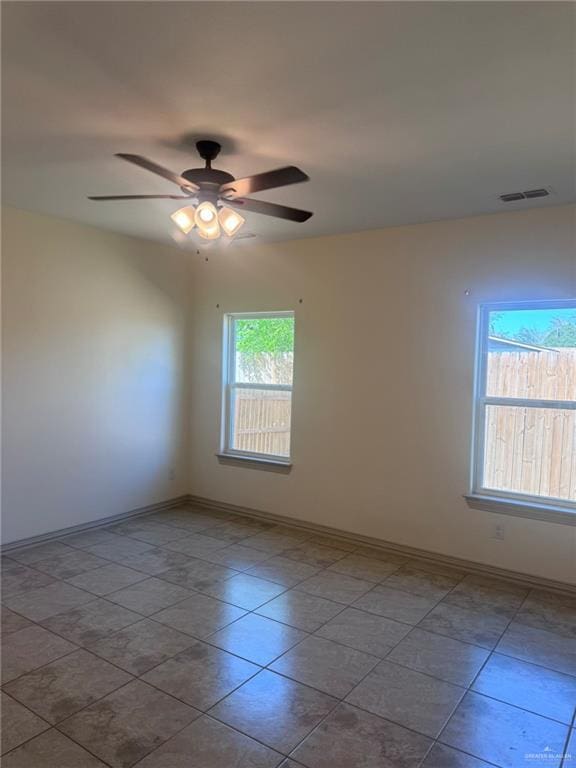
top-left (2, 2), bottom-right (574, 245)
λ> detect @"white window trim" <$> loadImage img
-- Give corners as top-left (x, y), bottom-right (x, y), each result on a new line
top-left (468, 298), bottom-right (576, 523)
top-left (219, 311), bottom-right (294, 467)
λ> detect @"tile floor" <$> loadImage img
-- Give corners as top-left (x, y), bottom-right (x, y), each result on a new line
top-left (1, 504), bottom-right (575, 768)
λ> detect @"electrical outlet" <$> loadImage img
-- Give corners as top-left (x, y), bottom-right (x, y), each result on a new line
top-left (491, 523), bottom-right (505, 541)
top-left (169, 469), bottom-right (175, 482)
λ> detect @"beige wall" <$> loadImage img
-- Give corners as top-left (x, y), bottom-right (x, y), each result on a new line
top-left (189, 205), bottom-right (576, 584)
top-left (2, 207), bottom-right (191, 543)
top-left (3, 203), bottom-right (575, 583)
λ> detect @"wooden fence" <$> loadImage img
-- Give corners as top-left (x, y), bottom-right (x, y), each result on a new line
top-left (233, 390), bottom-right (291, 457)
top-left (484, 349), bottom-right (576, 501)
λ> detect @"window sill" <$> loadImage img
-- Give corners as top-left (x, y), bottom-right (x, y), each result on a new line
top-left (465, 494), bottom-right (576, 525)
top-left (216, 453), bottom-right (292, 473)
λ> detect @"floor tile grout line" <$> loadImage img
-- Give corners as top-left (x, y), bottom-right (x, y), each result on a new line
top-left (65, 566), bottom-right (151, 592)
top-left (206, 701), bottom-right (333, 760)
top-left (3, 557), bottom-right (107, 585)
top-left (0, 690), bottom-right (53, 757)
top-left (427, 741), bottom-right (504, 768)
top-left (1, 725), bottom-right (116, 768)
top-left (489, 646), bottom-right (576, 679)
top-left (2, 646), bottom-right (82, 689)
top-left (373, 652), bottom-right (471, 692)
top-left (138, 656), bottom-right (264, 720)
top-left (184, 711), bottom-right (289, 764)
top-left (453, 686), bottom-right (576, 727)
top-left (3, 640), bottom-right (140, 692)
top-left (559, 707), bottom-right (576, 768)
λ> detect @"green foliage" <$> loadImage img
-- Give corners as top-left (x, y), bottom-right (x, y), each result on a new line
top-left (515, 327), bottom-right (544, 345)
top-left (235, 318), bottom-right (294, 355)
top-left (489, 312), bottom-right (504, 335)
top-left (542, 315), bottom-right (576, 347)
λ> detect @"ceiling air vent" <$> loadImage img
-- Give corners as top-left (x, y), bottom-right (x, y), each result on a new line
top-left (499, 188), bottom-right (551, 203)
top-left (523, 188), bottom-right (550, 199)
top-left (500, 192), bottom-right (526, 202)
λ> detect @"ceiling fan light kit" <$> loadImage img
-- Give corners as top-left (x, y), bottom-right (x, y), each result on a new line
top-left (88, 139), bottom-right (313, 243)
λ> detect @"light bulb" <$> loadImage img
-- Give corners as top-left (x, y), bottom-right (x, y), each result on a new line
top-left (218, 206), bottom-right (245, 237)
top-left (199, 207), bottom-right (215, 223)
top-left (195, 201), bottom-right (218, 229)
top-left (197, 218), bottom-right (221, 240)
top-left (170, 206), bottom-right (195, 234)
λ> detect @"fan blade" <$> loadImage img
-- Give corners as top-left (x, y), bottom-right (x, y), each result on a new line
top-left (220, 166), bottom-right (309, 199)
top-left (88, 194), bottom-right (192, 201)
top-left (228, 197), bottom-right (313, 222)
top-left (115, 154), bottom-right (199, 192)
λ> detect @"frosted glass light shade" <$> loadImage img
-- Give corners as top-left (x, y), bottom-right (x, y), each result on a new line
top-left (219, 207), bottom-right (245, 237)
top-left (170, 206), bottom-right (196, 234)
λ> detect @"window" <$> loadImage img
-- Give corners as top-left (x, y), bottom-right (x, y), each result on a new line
top-left (471, 300), bottom-right (576, 516)
top-left (221, 312), bottom-right (295, 464)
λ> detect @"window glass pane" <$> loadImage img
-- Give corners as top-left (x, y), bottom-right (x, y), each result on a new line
top-left (231, 388), bottom-right (292, 457)
top-left (234, 317), bottom-right (294, 385)
top-left (483, 404), bottom-right (576, 502)
top-left (487, 308), bottom-right (576, 400)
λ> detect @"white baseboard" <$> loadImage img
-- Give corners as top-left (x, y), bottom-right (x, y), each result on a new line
top-left (1, 495), bottom-right (189, 553)
top-left (188, 494), bottom-right (576, 596)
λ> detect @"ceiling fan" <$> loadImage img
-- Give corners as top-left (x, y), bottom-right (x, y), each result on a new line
top-left (88, 140), bottom-right (313, 241)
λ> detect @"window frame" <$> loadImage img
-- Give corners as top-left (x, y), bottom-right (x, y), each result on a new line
top-left (220, 310), bottom-right (295, 465)
top-left (470, 298), bottom-right (576, 517)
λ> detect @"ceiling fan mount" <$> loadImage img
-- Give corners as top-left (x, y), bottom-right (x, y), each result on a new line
top-left (88, 138), bottom-right (313, 238)
top-left (195, 139), bottom-right (222, 164)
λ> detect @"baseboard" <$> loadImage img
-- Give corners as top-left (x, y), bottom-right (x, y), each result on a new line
top-left (5, 491), bottom-right (574, 596)
top-left (188, 494), bottom-right (576, 596)
top-left (1, 495), bottom-right (189, 553)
